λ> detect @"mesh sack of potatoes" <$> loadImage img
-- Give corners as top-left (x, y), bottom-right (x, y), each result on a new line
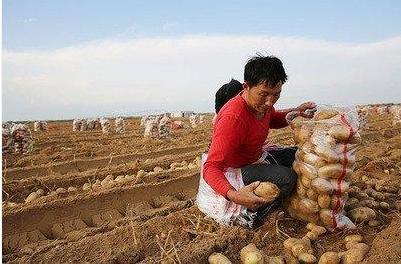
top-left (11, 124), bottom-right (34, 154)
top-left (100, 118), bottom-right (111, 133)
top-left (189, 114), bottom-right (200, 128)
top-left (115, 117), bottom-right (125, 133)
top-left (2, 127), bottom-right (14, 154)
top-left (144, 118), bottom-right (159, 138)
top-left (34, 121), bottom-right (48, 131)
top-left (72, 119), bottom-right (82, 131)
top-left (140, 116), bottom-right (148, 127)
top-left (80, 119), bottom-right (89, 131)
top-left (286, 105), bottom-right (360, 230)
top-left (391, 105), bottom-right (401, 125)
top-left (158, 115), bottom-right (171, 139)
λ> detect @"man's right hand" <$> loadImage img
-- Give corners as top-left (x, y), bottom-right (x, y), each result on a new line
top-left (226, 181), bottom-right (269, 211)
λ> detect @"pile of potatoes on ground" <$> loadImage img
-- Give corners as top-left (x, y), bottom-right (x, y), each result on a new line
top-left (5, 157), bottom-right (202, 207)
top-left (208, 225), bottom-right (371, 264)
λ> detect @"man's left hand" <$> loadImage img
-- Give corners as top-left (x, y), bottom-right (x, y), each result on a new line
top-left (296, 101), bottom-right (317, 118)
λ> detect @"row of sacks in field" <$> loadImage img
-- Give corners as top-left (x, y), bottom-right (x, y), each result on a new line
top-left (2, 122), bottom-right (34, 154)
top-left (357, 103), bottom-right (401, 126)
top-left (72, 117), bottom-right (125, 133)
top-left (140, 113), bottom-right (205, 139)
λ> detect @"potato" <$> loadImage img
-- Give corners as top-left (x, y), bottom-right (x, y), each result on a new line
top-left (153, 166), bottom-right (163, 173)
top-left (294, 127), bottom-right (312, 144)
top-left (67, 186), bottom-right (77, 192)
top-left (313, 110), bottom-right (339, 121)
top-left (318, 164), bottom-right (352, 179)
top-left (301, 175), bottom-right (312, 188)
top-left (137, 169), bottom-right (146, 178)
top-left (284, 238), bottom-right (299, 250)
top-left (323, 135), bottom-right (337, 148)
top-left (360, 199), bottom-right (379, 209)
top-left (368, 219), bottom-right (381, 227)
top-left (379, 201), bottom-right (390, 210)
top-left (303, 231), bottom-right (318, 241)
top-left (240, 243), bottom-right (264, 264)
top-left (56, 187), bottom-right (67, 194)
top-left (265, 256), bottom-right (285, 264)
top-left (303, 152), bottom-right (327, 168)
top-left (319, 209), bottom-right (335, 228)
top-left (297, 180), bottom-right (308, 196)
top-left (254, 182), bottom-right (280, 202)
top-left (208, 253), bottom-right (232, 264)
top-left (318, 252), bottom-right (340, 264)
top-left (344, 198), bottom-right (360, 211)
top-left (115, 175), bottom-right (126, 182)
top-left (318, 194), bottom-right (331, 209)
top-left (307, 188), bottom-right (319, 201)
top-left (328, 125), bottom-right (352, 142)
top-left (348, 207), bottom-right (376, 223)
top-left (25, 192), bottom-right (41, 203)
top-left (299, 198), bottom-right (320, 214)
top-left (301, 141), bottom-right (315, 153)
top-left (330, 179), bottom-right (350, 193)
top-left (340, 243), bottom-right (369, 264)
top-left (307, 224), bottom-right (326, 236)
top-left (314, 146), bottom-right (339, 163)
top-left (344, 234), bottom-right (363, 244)
top-left (311, 178), bottom-right (333, 194)
top-left (82, 183), bottom-right (91, 191)
top-left (299, 163), bottom-right (318, 179)
top-left (291, 243), bottom-right (311, 257)
top-left (36, 189), bottom-right (45, 196)
top-left (298, 253), bottom-right (317, 263)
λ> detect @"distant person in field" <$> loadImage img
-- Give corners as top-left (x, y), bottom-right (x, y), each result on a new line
top-left (199, 55), bottom-right (316, 227)
top-left (212, 79), bottom-right (243, 125)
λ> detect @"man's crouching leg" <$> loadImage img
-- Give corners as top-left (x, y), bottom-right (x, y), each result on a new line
top-left (241, 164), bottom-right (298, 227)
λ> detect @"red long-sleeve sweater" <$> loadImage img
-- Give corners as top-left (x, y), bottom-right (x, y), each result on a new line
top-left (203, 94), bottom-right (289, 198)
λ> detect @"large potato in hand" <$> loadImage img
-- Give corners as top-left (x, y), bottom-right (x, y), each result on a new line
top-left (254, 182), bottom-right (280, 202)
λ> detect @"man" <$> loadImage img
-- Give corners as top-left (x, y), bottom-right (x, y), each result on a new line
top-left (202, 55), bottom-right (316, 226)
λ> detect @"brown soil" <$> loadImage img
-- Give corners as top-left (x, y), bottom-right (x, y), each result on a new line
top-left (2, 113), bottom-right (401, 263)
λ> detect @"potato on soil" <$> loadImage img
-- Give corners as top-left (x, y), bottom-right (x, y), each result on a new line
top-left (56, 187), bottom-right (67, 194)
top-left (348, 207), bottom-right (376, 223)
top-left (344, 234), bottom-right (363, 244)
top-left (208, 252), bottom-right (232, 264)
top-left (67, 186), bottom-right (77, 192)
top-left (25, 191), bottom-right (41, 203)
top-left (298, 252), bottom-right (317, 263)
top-left (318, 252), bottom-right (340, 264)
top-left (265, 256), bottom-right (285, 264)
top-left (240, 243), bottom-right (264, 264)
top-left (136, 169), bottom-right (146, 178)
top-left (340, 243), bottom-right (369, 264)
top-left (36, 188), bottom-right (45, 196)
top-left (254, 182), bottom-right (280, 202)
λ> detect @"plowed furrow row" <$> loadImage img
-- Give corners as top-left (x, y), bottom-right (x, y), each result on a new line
top-left (2, 173), bottom-right (200, 254)
top-left (3, 144), bottom-right (206, 181)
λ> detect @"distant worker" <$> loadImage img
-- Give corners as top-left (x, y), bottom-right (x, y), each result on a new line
top-left (197, 55), bottom-right (316, 228)
top-left (213, 79), bottom-right (243, 125)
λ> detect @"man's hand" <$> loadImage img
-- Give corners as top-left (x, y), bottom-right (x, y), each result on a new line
top-left (296, 101), bottom-right (317, 118)
top-left (226, 181), bottom-right (269, 211)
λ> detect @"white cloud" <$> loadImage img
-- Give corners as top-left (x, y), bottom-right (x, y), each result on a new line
top-left (3, 35), bottom-right (401, 121)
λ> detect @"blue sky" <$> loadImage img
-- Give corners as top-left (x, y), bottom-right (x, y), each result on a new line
top-left (5, 0), bottom-right (401, 50)
top-left (3, 0), bottom-right (401, 120)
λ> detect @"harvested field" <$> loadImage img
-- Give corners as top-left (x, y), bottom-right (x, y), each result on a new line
top-left (2, 112), bottom-right (401, 263)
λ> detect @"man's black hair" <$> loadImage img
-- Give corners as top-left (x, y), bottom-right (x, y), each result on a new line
top-left (244, 55), bottom-right (288, 87)
top-left (215, 79), bottom-right (243, 113)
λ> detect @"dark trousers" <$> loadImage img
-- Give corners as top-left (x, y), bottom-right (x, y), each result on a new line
top-left (241, 147), bottom-right (298, 209)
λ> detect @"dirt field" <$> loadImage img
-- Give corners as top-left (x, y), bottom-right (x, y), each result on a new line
top-left (2, 112), bottom-right (401, 263)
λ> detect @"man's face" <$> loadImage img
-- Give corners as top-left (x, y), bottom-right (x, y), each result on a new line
top-left (243, 81), bottom-right (282, 114)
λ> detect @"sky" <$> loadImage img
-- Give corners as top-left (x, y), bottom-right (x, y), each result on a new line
top-left (3, 0), bottom-right (401, 121)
